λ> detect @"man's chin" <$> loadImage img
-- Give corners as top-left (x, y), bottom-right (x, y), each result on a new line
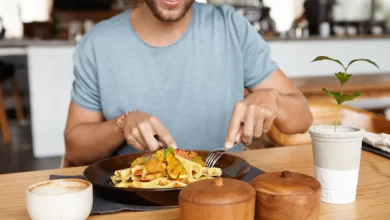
top-left (144, 0), bottom-right (193, 22)
top-left (157, 11), bottom-right (186, 22)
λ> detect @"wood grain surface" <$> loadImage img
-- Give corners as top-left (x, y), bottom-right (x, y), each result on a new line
top-left (179, 178), bottom-right (256, 220)
top-left (267, 100), bottom-right (390, 146)
top-left (289, 73), bottom-right (390, 98)
top-left (0, 145), bottom-right (390, 220)
top-left (251, 171), bottom-right (321, 220)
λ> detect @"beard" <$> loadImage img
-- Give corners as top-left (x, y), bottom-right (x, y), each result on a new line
top-left (144, 0), bottom-right (194, 22)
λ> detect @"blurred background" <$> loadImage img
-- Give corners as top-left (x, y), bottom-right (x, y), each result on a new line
top-left (0, 0), bottom-right (389, 174)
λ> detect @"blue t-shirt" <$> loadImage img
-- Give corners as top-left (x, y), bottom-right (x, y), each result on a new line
top-left (71, 2), bottom-right (278, 156)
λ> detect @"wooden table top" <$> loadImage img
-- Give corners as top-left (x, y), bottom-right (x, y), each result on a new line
top-left (290, 73), bottom-right (390, 96)
top-left (1, 145), bottom-right (389, 220)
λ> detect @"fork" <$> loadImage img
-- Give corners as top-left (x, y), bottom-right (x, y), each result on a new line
top-left (154, 135), bottom-right (169, 150)
top-left (155, 134), bottom-right (240, 167)
top-left (205, 141), bottom-right (241, 168)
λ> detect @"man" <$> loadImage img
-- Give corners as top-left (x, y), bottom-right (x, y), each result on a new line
top-left (64, 0), bottom-right (313, 166)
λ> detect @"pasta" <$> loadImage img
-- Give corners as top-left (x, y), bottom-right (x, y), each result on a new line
top-left (110, 147), bottom-right (222, 188)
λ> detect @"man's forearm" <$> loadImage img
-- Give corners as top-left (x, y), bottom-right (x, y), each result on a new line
top-left (275, 92), bottom-right (313, 134)
top-left (64, 117), bottom-right (125, 166)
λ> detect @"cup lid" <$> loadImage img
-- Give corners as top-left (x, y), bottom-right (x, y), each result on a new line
top-left (179, 177), bottom-right (256, 205)
top-left (251, 171), bottom-right (321, 196)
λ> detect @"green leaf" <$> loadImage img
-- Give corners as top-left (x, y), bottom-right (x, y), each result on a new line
top-left (192, 156), bottom-right (202, 162)
top-left (335, 72), bottom-right (352, 85)
top-left (164, 146), bottom-right (176, 158)
top-left (340, 92), bottom-right (361, 104)
top-left (322, 88), bottom-right (343, 104)
top-left (346, 59), bottom-right (380, 71)
top-left (311, 56), bottom-right (346, 70)
top-left (322, 89), bottom-right (361, 104)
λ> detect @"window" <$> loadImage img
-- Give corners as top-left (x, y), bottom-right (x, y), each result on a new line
top-left (263, 0), bottom-right (303, 32)
top-left (19, 0), bottom-right (52, 23)
top-left (0, 0), bottom-right (52, 39)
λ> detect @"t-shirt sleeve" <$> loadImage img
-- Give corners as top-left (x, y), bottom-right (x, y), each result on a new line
top-left (71, 38), bottom-right (102, 112)
top-left (224, 6), bottom-right (279, 89)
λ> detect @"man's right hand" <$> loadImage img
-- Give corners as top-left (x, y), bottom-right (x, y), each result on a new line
top-left (119, 111), bottom-right (176, 152)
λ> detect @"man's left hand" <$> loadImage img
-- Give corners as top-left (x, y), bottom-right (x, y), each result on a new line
top-left (225, 89), bottom-right (279, 149)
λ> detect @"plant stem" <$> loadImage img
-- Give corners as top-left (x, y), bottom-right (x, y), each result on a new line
top-left (335, 104), bottom-right (340, 131)
top-left (335, 84), bottom-right (344, 132)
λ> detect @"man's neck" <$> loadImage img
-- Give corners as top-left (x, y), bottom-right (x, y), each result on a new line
top-left (130, 5), bottom-right (193, 47)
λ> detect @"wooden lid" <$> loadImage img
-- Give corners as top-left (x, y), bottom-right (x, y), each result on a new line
top-left (251, 171), bottom-right (321, 196)
top-left (179, 177), bottom-right (256, 205)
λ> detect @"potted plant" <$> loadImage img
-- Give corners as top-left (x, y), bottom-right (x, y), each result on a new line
top-left (308, 56), bottom-right (379, 204)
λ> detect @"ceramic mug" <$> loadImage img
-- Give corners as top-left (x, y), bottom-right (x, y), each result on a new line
top-left (26, 179), bottom-right (93, 220)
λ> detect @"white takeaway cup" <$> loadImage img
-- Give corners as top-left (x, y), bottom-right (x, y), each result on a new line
top-left (309, 125), bottom-right (365, 204)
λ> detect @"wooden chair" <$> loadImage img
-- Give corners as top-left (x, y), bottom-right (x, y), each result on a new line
top-left (266, 100), bottom-right (390, 147)
top-left (0, 61), bottom-right (25, 144)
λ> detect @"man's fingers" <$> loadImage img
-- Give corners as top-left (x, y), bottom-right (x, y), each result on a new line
top-left (262, 114), bottom-right (276, 133)
top-left (126, 133), bottom-right (144, 152)
top-left (242, 105), bottom-right (256, 145)
top-left (253, 115), bottom-right (265, 138)
top-left (236, 125), bottom-right (243, 143)
top-left (149, 117), bottom-right (177, 148)
top-left (123, 123), bottom-right (144, 151)
top-left (225, 103), bottom-right (246, 149)
top-left (138, 123), bottom-right (160, 152)
top-left (131, 127), bottom-right (148, 150)
top-left (158, 141), bottom-right (166, 148)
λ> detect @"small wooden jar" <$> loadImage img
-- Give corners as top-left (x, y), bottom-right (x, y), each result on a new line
top-left (179, 177), bottom-right (256, 220)
top-left (251, 171), bottom-right (321, 220)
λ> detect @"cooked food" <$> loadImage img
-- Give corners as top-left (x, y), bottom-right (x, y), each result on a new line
top-left (110, 147), bottom-right (222, 188)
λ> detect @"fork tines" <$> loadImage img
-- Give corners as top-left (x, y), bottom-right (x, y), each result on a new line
top-left (205, 150), bottom-right (225, 168)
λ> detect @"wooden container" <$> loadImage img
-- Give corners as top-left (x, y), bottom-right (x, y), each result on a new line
top-left (251, 171), bottom-right (321, 220)
top-left (179, 177), bottom-right (256, 220)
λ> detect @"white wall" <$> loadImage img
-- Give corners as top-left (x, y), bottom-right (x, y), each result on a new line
top-left (27, 46), bottom-right (74, 158)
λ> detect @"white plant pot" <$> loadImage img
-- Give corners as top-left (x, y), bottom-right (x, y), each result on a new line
top-left (309, 125), bottom-right (365, 204)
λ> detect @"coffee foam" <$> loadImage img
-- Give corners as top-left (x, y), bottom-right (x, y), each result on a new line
top-left (30, 180), bottom-right (89, 195)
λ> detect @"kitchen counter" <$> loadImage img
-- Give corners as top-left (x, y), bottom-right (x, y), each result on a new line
top-left (290, 73), bottom-right (390, 111)
top-left (0, 39), bottom-right (76, 48)
top-left (264, 34), bottom-right (390, 42)
top-left (0, 33), bottom-right (389, 47)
